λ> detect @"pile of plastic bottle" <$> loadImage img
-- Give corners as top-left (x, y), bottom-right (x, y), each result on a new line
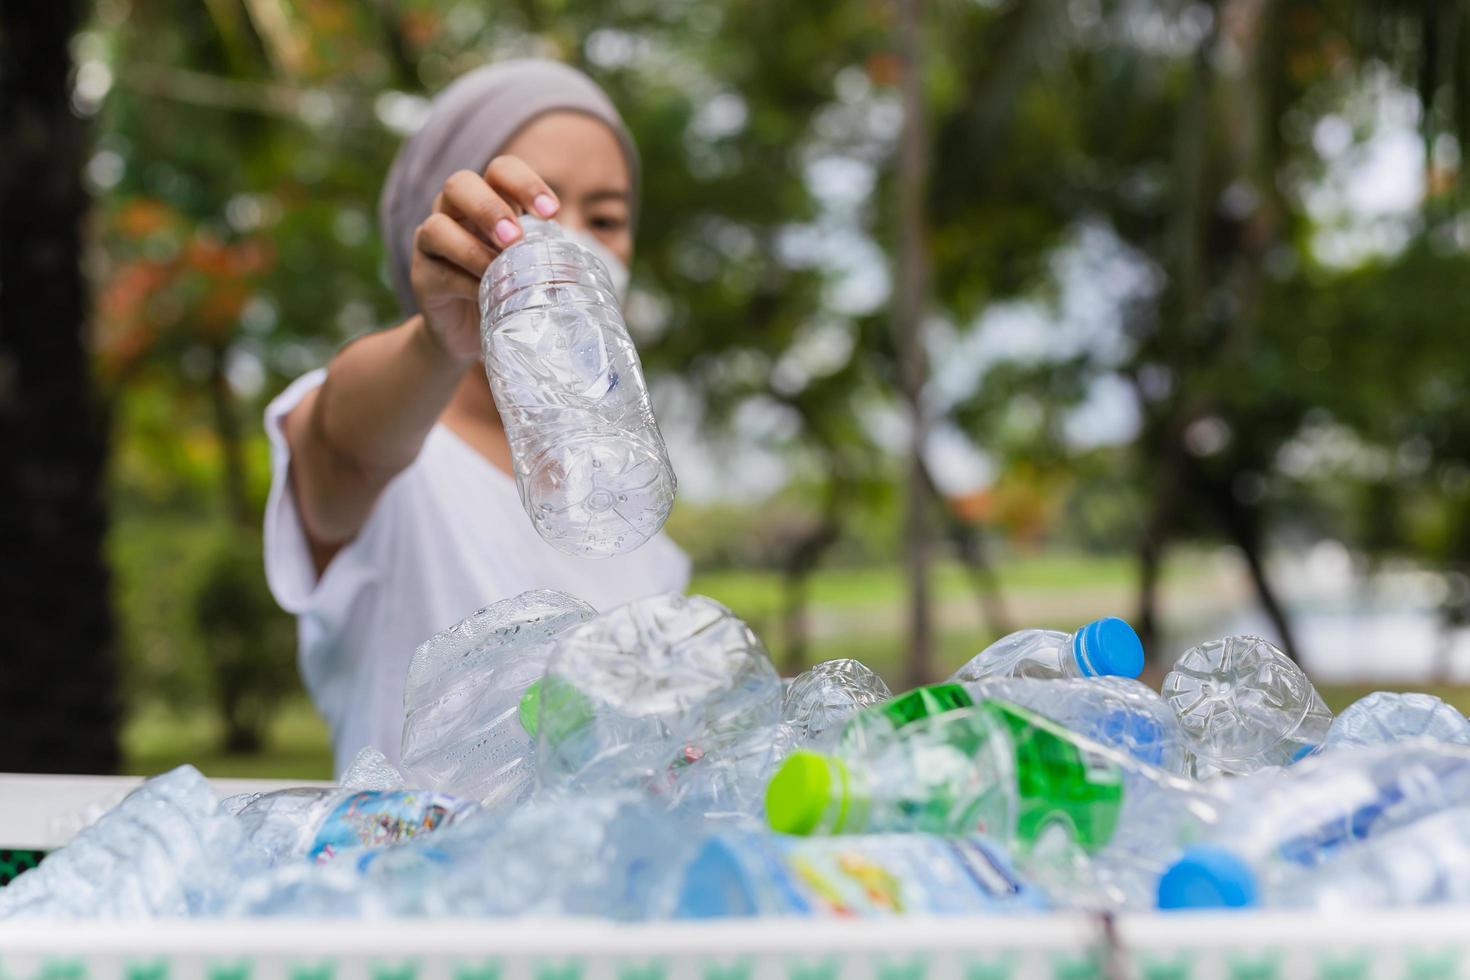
top-left (8, 588), bottom-right (1470, 922)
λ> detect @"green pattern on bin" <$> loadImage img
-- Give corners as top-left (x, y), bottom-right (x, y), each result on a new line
top-left (1316, 953), bottom-right (1369, 980)
top-left (534, 962), bottom-right (583, 980)
top-left (1227, 955), bottom-right (1280, 980)
top-left (617, 962), bottom-right (665, 980)
top-left (1049, 952), bottom-right (1103, 980)
top-left (37, 960), bottom-right (86, 980)
top-left (964, 955), bottom-right (1017, 980)
top-left (290, 963), bottom-right (335, 980)
top-left (786, 958), bottom-right (839, 980)
top-left (125, 961), bottom-right (167, 980)
top-left (370, 963), bottom-right (417, 980)
top-left (207, 961), bottom-right (251, 980)
top-left (454, 963), bottom-right (502, 980)
top-left (0, 849), bottom-right (44, 888)
top-left (1137, 956), bottom-right (1191, 980)
top-left (877, 958), bottom-right (927, 980)
top-left (1407, 952), bottom-right (1460, 980)
top-left (701, 960), bottom-right (753, 980)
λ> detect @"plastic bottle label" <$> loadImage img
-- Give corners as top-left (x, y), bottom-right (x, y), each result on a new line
top-left (772, 836), bottom-right (1039, 916)
top-left (308, 790), bottom-right (469, 863)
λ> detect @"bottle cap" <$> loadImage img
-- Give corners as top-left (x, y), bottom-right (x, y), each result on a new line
top-left (1073, 617), bottom-right (1145, 678)
top-left (517, 680), bottom-right (543, 739)
top-left (765, 751), bottom-right (849, 835)
top-left (1156, 845), bottom-right (1258, 909)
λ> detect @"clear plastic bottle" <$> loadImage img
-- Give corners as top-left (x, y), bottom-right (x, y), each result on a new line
top-left (949, 617), bottom-right (1145, 683)
top-left (676, 831), bottom-right (1045, 917)
top-left (767, 701), bottom-right (1218, 864)
top-left (1156, 742), bottom-right (1470, 909)
top-left (399, 589), bottom-right (595, 808)
top-left (229, 792), bottom-right (698, 921)
top-left (1269, 805), bottom-right (1470, 910)
top-left (1161, 635), bottom-right (1332, 775)
top-left (0, 766), bottom-right (245, 920)
top-left (233, 786), bottom-right (473, 866)
top-left (963, 676), bottom-right (1192, 775)
top-left (782, 658), bottom-right (893, 749)
top-left (479, 217), bottom-right (675, 558)
top-left (1319, 691), bottom-right (1470, 754)
top-left (533, 592), bottom-right (783, 816)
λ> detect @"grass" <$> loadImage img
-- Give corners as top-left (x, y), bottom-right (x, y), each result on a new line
top-left (123, 698), bottom-right (334, 780)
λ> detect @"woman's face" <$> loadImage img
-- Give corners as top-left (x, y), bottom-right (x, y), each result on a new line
top-left (501, 111), bottom-right (634, 266)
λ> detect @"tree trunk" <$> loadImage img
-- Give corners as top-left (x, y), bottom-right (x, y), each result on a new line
top-left (0, 0), bottom-right (122, 773)
top-left (918, 458), bottom-right (1012, 638)
top-left (208, 343), bottom-right (253, 529)
top-left (896, 0), bottom-right (934, 689)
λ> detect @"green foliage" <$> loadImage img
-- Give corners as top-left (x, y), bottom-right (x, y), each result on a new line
top-left (191, 528), bottom-right (298, 752)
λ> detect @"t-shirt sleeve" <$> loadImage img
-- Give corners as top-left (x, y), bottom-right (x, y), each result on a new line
top-left (262, 368), bottom-right (383, 616)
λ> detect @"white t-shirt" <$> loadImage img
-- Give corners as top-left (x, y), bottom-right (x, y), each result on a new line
top-left (263, 369), bottom-right (691, 776)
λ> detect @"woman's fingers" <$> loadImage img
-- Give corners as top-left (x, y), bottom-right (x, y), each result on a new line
top-left (441, 169), bottom-right (523, 248)
top-left (414, 212), bottom-right (496, 277)
top-left (484, 155), bottom-right (559, 220)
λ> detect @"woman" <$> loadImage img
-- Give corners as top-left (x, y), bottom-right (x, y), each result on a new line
top-left (263, 60), bottom-right (690, 776)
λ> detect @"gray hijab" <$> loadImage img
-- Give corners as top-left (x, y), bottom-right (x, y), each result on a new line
top-left (378, 58), bottom-right (641, 317)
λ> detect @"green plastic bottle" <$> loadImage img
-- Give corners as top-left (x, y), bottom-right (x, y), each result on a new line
top-left (837, 683), bottom-right (976, 756)
top-left (767, 700), bottom-right (1125, 856)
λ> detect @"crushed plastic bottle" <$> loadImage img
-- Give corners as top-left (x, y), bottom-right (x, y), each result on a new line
top-left (677, 831), bottom-right (1045, 917)
top-left (963, 676), bottom-right (1192, 775)
top-left (533, 592), bottom-right (783, 816)
top-left (1157, 742), bottom-right (1470, 909)
top-left (1318, 691), bottom-right (1470, 754)
top-left (399, 590), bottom-right (596, 807)
top-left (782, 658), bottom-right (892, 749)
top-left (233, 786), bottom-right (473, 866)
top-left (479, 217), bottom-right (676, 557)
top-left (1162, 635), bottom-right (1332, 775)
top-left (229, 792), bottom-right (699, 920)
top-left (949, 617), bottom-right (1145, 683)
top-left (0, 766), bottom-right (244, 920)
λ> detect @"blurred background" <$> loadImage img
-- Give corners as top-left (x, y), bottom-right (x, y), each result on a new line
top-left (5, 0), bottom-right (1470, 779)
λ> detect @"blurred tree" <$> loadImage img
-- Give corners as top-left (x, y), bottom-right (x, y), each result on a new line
top-left (0, 0), bottom-right (123, 773)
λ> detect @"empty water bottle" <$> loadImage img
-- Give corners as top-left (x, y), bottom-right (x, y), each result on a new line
top-left (677, 831), bottom-right (1044, 917)
top-left (399, 590), bottom-right (596, 807)
top-left (835, 683), bottom-right (977, 757)
top-left (0, 766), bottom-right (244, 920)
top-left (1269, 805), bottom-right (1470, 910)
top-left (1319, 691), bottom-right (1470, 754)
top-left (949, 617), bottom-right (1144, 683)
top-left (964, 676), bottom-right (1192, 775)
top-left (533, 592), bottom-right (783, 816)
top-left (479, 217), bottom-right (675, 557)
top-left (782, 658), bottom-right (893, 749)
top-left (230, 792), bottom-right (697, 920)
top-left (233, 786), bottom-right (473, 866)
top-left (1157, 742), bottom-right (1470, 909)
top-left (1162, 635), bottom-right (1332, 775)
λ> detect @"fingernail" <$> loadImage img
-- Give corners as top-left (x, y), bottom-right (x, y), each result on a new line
top-left (534, 194), bottom-right (558, 217)
top-left (495, 218), bottom-right (520, 245)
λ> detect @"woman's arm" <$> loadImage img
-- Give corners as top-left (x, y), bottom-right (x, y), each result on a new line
top-left (282, 156), bottom-right (561, 572)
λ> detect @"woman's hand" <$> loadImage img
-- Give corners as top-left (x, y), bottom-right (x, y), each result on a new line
top-left (409, 155), bottom-right (561, 361)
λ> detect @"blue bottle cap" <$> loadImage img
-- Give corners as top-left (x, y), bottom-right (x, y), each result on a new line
top-left (1157, 845), bottom-right (1259, 909)
top-left (1073, 617), bottom-right (1145, 678)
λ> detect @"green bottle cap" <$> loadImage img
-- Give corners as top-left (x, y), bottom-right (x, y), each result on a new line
top-left (518, 679), bottom-right (543, 739)
top-left (765, 750), bottom-right (851, 835)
